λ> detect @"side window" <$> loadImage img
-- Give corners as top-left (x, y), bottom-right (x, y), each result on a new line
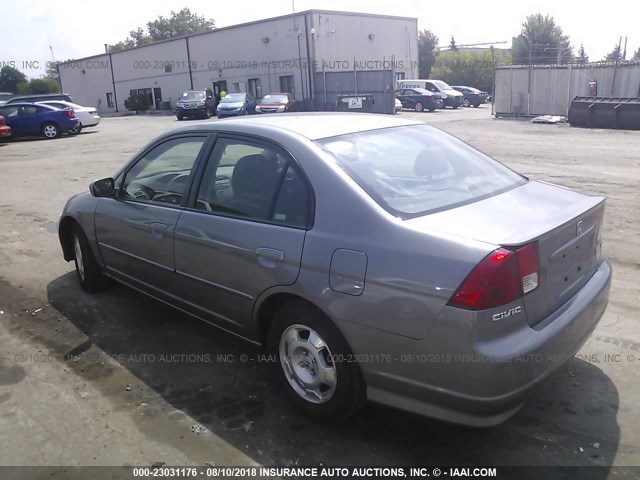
top-left (122, 136), bottom-right (206, 206)
top-left (196, 138), bottom-right (309, 227)
top-left (272, 165), bottom-right (309, 228)
top-left (425, 83), bottom-right (438, 93)
top-left (20, 106), bottom-right (38, 116)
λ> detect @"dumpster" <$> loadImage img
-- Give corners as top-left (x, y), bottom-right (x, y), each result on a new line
top-left (568, 96), bottom-right (640, 130)
top-left (336, 94), bottom-right (375, 112)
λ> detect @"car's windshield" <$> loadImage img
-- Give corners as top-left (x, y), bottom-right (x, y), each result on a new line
top-left (317, 125), bottom-right (526, 218)
top-left (431, 80), bottom-right (453, 90)
top-left (221, 93), bottom-right (246, 103)
top-left (262, 94), bottom-right (288, 103)
top-left (181, 92), bottom-right (206, 100)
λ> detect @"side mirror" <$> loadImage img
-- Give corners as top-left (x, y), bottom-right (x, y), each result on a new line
top-left (90, 177), bottom-right (115, 197)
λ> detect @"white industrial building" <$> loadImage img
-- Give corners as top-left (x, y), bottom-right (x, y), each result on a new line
top-left (58, 10), bottom-right (418, 114)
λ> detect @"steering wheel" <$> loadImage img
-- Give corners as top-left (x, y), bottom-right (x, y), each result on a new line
top-left (126, 182), bottom-right (155, 200)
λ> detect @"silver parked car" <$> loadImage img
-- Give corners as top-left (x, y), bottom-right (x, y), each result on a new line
top-left (59, 113), bottom-right (611, 426)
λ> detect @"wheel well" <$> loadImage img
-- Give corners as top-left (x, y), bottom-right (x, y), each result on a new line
top-left (256, 293), bottom-right (324, 347)
top-left (59, 216), bottom-right (77, 261)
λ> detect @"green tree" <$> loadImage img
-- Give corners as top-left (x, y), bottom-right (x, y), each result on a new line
top-left (27, 77), bottom-right (60, 94)
top-left (576, 44), bottom-right (588, 64)
top-left (605, 44), bottom-right (622, 62)
top-left (110, 8), bottom-right (215, 51)
top-left (449, 36), bottom-right (457, 51)
top-left (431, 49), bottom-right (512, 94)
top-left (418, 30), bottom-right (439, 78)
top-left (512, 14), bottom-right (573, 64)
top-left (0, 66), bottom-right (28, 93)
top-left (45, 61), bottom-right (60, 79)
top-left (633, 47), bottom-right (640, 61)
top-left (124, 94), bottom-right (150, 113)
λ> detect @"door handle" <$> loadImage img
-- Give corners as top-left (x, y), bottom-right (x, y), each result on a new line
top-left (149, 222), bottom-right (171, 239)
top-left (256, 248), bottom-right (284, 262)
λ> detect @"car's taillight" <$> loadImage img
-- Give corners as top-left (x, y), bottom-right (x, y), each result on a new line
top-left (64, 110), bottom-right (74, 117)
top-left (517, 243), bottom-right (539, 293)
top-left (89, 110), bottom-right (97, 115)
top-left (448, 243), bottom-right (540, 310)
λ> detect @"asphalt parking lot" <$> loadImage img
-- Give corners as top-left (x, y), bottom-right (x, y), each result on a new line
top-left (0, 106), bottom-right (638, 476)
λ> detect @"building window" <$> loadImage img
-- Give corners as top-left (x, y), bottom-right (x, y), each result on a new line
top-left (165, 64), bottom-right (172, 73)
top-left (395, 72), bottom-right (406, 81)
top-left (279, 75), bottom-right (294, 94)
top-left (106, 92), bottom-right (114, 108)
top-left (248, 78), bottom-right (262, 98)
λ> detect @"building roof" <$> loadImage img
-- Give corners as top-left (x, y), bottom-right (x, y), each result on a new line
top-left (59, 9), bottom-right (418, 66)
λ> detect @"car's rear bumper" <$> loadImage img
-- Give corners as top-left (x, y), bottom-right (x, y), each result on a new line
top-left (83, 117), bottom-right (100, 127)
top-left (345, 259), bottom-right (611, 426)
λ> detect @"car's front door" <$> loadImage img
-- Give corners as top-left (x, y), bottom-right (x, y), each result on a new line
top-left (94, 135), bottom-right (209, 298)
top-left (174, 136), bottom-right (311, 335)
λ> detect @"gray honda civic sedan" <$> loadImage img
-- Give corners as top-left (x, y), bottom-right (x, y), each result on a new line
top-left (59, 113), bottom-right (611, 426)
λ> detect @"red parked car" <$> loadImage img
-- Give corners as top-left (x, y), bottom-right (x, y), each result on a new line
top-left (255, 93), bottom-right (299, 113)
top-left (0, 115), bottom-right (11, 138)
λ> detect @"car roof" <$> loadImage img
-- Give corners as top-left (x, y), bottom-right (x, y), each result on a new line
top-left (174, 112), bottom-right (422, 140)
top-left (0, 102), bottom-right (57, 110)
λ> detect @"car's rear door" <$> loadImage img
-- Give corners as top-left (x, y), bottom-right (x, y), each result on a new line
top-left (173, 135), bottom-right (311, 335)
top-left (94, 134), bottom-right (209, 299)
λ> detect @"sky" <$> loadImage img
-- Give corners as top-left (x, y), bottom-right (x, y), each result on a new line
top-left (2, 0), bottom-right (639, 78)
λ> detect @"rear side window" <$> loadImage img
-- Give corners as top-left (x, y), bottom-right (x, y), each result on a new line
top-left (195, 138), bottom-right (310, 228)
top-left (317, 125), bottom-right (525, 218)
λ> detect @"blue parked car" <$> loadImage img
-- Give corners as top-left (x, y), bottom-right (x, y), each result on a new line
top-left (0, 102), bottom-right (79, 139)
top-left (216, 93), bottom-right (256, 118)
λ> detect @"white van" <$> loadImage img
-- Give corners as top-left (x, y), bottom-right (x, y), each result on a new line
top-left (395, 79), bottom-right (464, 109)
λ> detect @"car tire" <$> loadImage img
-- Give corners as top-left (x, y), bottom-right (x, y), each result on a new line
top-left (268, 301), bottom-right (366, 422)
top-left (414, 102), bottom-right (424, 112)
top-left (68, 124), bottom-right (83, 135)
top-left (72, 224), bottom-right (110, 293)
top-left (42, 122), bottom-right (61, 139)
top-left (463, 98), bottom-right (470, 107)
top-left (473, 104), bottom-right (480, 108)
top-left (452, 104), bottom-right (459, 109)
top-left (176, 113), bottom-right (183, 121)
top-left (428, 107), bottom-right (436, 112)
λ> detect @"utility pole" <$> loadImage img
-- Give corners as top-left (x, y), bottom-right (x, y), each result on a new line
top-left (527, 40), bottom-right (532, 115)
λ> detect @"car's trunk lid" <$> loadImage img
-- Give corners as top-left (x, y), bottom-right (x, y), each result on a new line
top-left (406, 181), bottom-right (606, 326)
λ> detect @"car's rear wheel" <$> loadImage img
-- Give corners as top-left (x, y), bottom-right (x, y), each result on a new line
top-left (268, 301), bottom-right (365, 422)
top-left (68, 124), bottom-right (83, 135)
top-left (72, 225), bottom-right (109, 292)
top-left (414, 102), bottom-right (424, 112)
top-left (463, 98), bottom-right (470, 107)
top-left (42, 122), bottom-right (61, 139)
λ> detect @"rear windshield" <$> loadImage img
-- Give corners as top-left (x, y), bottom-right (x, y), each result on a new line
top-left (316, 125), bottom-right (526, 218)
